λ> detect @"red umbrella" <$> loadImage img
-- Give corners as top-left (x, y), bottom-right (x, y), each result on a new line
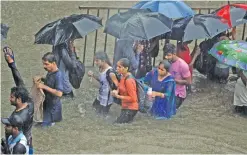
top-left (232, 3), bottom-right (247, 10)
top-left (213, 3), bottom-right (247, 27)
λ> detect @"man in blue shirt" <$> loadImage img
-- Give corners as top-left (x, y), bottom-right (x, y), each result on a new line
top-left (36, 52), bottom-right (64, 127)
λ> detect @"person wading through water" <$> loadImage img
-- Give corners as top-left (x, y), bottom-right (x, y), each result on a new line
top-left (111, 58), bottom-right (139, 124)
top-left (1, 115), bottom-right (29, 154)
top-left (164, 44), bottom-right (191, 109)
top-left (88, 51), bottom-right (119, 116)
top-left (52, 41), bottom-right (75, 98)
top-left (2, 46), bottom-right (34, 154)
top-left (35, 52), bottom-right (64, 127)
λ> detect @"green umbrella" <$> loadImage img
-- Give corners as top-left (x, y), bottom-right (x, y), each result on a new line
top-left (209, 40), bottom-right (247, 70)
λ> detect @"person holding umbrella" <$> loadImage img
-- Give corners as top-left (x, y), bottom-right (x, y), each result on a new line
top-left (113, 39), bottom-right (139, 76)
top-left (52, 40), bottom-right (77, 98)
top-left (213, 33), bottom-right (231, 84)
top-left (209, 39), bottom-right (247, 115)
top-left (134, 40), bottom-right (153, 78)
top-left (35, 14), bottom-right (103, 91)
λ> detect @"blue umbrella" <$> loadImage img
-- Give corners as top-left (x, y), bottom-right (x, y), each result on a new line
top-left (132, 0), bottom-right (195, 19)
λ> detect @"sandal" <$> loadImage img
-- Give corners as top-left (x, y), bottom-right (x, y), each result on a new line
top-left (3, 46), bottom-right (15, 63)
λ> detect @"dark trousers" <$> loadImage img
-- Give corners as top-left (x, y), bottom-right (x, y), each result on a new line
top-left (115, 109), bottom-right (138, 124)
top-left (235, 106), bottom-right (247, 115)
top-left (176, 96), bottom-right (185, 109)
top-left (214, 67), bottom-right (229, 83)
top-left (92, 99), bottom-right (112, 115)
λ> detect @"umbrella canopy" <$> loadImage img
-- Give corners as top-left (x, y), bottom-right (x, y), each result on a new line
top-left (35, 14), bottom-right (103, 46)
top-left (163, 14), bottom-right (230, 42)
top-left (209, 40), bottom-right (247, 71)
top-left (132, 0), bottom-right (195, 19)
top-left (1, 23), bottom-right (9, 41)
top-left (104, 9), bottom-right (173, 40)
top-left (212, 3), bottom-right (247, 27)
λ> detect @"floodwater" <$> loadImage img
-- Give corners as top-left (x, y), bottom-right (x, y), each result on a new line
top-left (1, 1), bottom-right (247, 154)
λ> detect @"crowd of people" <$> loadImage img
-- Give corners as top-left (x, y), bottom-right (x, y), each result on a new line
top-left (1, 27), bottom-right (247, 154)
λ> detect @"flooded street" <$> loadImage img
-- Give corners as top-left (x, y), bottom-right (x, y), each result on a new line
top-left (1, 1), bottom-right (247, 154)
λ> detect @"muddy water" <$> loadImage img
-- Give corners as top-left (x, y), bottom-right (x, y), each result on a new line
top-left (71, 69), bottom-right (247, 154)
top-left (1, 1), bottom-right (247, 154)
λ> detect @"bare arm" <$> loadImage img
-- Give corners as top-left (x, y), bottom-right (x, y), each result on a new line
top-left (40, 84), bottom-right (63, 97)
top-left (109, 72), bottom-right (119, 88)
top-left (175, 76), bottom-right (192, 85)
top-left (36, 71), bottom-right (63, 97)
top-left (92, 74), bottom-right (100, 82)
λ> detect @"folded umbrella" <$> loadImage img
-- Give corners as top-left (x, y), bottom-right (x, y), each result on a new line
top-left (209, 40), bottom-right (247, 71)
top-left (212, 3), bottom-right (247, 27)
top-left (1, 23), bottom-right (9, 41)
top-left (163, 14), bottom-right (230, 41)
top-left (35, 14), bottom-right (103, 46)
top-left (104, 9), bottom-right (173, 40)
top-left (132, 0), bottom-right (195, 19)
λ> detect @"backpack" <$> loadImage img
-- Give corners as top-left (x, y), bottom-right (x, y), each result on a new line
top-left (69, 59), bottom-right (85, 89)
top-left (125, 75), bottom-right (148, 113)
top-left (196, 40), bottom-right (218, 75)
top-left (105, 68), bottom-right (121, 105)
top-left (105, 68), bottom-right (121, 90)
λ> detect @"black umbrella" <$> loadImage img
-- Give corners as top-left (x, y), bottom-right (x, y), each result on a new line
top-left (164, 14), bottom-right (230, 42)
top-left (35, 14), bottom-right (103, 46)
top-left (104, 9), bottom-right (173, 40)
top-left (1, 23), bottom-right (9, 41)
